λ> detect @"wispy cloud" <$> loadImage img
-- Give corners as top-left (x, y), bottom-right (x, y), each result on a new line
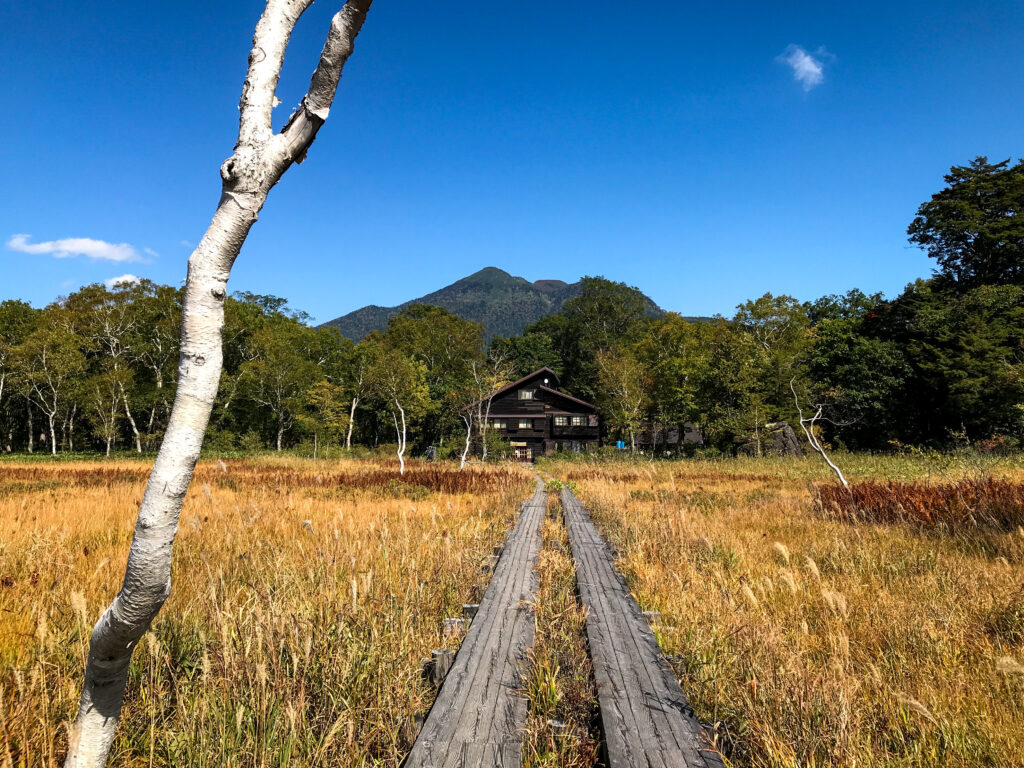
top-left (778, 45), bottom-right (831, 91)
top-left (105, 273), bottom-right (141, 289)
top-left (6, 233), bottom-right (144, 263)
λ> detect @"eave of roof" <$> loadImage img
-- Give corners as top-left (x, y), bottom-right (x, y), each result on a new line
top-left (537, 385), bottom-right (596, 410)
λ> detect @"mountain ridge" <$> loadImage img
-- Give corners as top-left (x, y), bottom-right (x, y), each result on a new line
top-left (320, 267), bottom-right (666, 340)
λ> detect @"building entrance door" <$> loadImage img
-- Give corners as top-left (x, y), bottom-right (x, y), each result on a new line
top-left (512, 446), bottom-right (533, 462)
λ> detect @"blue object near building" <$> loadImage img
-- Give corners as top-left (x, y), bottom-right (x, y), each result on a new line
top-left (616, 440), bottom-right (626, 450)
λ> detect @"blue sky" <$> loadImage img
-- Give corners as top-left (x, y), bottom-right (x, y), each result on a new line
top-left (2, 1), bottom-right (1021, 322)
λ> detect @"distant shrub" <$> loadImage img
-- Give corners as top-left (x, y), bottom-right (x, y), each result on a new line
top-left (816, 477), bottom-right (1024, 530)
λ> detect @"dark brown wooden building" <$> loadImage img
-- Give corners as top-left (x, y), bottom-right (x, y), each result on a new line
top-left (472, 367), bottom-right (599, 461)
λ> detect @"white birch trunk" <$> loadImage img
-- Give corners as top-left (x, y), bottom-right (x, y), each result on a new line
top-left (26, 403), bottom-right (33, 453)
top-left (393, 400), bottom-right (406, 475)
top-left (48, 413), bottom-right (57, 456)
top-left (460, 414), bottom-right (471, 470)
top-left (120, 383), bottom-right (142, 453)
top-left (65, 2), bottom-right (374, 764)
top-left (346, 395), bottom-right (358, 449)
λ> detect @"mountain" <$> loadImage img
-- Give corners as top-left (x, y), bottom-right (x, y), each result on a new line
top-left (320, 267), bottom-right (665, 340)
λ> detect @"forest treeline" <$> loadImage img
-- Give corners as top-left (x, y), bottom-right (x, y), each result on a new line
top-left (1, 156), bottom-right (1021, 457)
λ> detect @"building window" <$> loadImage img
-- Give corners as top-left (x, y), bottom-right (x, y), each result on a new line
top-left (518, 389), bottom-right (535, 400)
top-left (571, 415), bottom-right (585, 427)
top-left (554, 415), bottom-right (568, 427)
top-left (519, 419), bottom-right (533, 430)
top-left (491, 419), bottom-right (506, 429)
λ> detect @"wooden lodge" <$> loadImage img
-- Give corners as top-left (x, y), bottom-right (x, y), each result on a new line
top-left (472, 366), bottom-right (599, 462)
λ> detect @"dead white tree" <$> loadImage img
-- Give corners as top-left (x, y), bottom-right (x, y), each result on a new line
top-left (790, 378), bottom-right (849, 488)
top-left (64, 2), bottom-right (374, 766)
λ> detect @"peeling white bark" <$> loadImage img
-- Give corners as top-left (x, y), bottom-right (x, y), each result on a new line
top-left (119, 382), bottom-right (142, 453)
top-left (346, 395), bottom-right (359, 449)
top-left (64, 2), bottom-right (374, 765)
top-left (393, 400), bottom-right (407, 475)
top-left (460, 413), bottom-right (471, 469)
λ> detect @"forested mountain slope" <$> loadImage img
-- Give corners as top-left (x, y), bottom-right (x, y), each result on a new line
top-left (320, 266), bottom-right (668, 340)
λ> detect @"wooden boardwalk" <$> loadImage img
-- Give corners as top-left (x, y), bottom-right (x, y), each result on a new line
top-left (403, 480), bottom-right (545, 768)
top-left (561, 487), bottom-right (724, 768)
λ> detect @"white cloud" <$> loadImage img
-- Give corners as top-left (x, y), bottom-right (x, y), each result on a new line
top-left (778, 45), bottom-right (830, 91)
top-left (104, 273), bottom-right (141, 289)
top-left (6, 233), bottom-right (143, 262)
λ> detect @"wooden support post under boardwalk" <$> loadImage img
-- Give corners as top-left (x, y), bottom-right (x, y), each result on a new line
top-left (561, 487), bottom-right (725, 768)
top-left (403, 479), bottom-right (546, 767)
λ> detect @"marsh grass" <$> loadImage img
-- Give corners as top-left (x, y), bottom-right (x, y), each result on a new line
top-left (544, 457), bottom-right (1024, 767)
top-left (0, 456), bottom-right (530, 766)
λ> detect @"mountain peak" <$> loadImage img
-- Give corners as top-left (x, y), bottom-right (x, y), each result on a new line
top-left (320, 269), bottom-right (664, 341)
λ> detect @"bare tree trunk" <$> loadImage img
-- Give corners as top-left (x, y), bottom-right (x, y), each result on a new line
top-left (460, 414), bottom-right (471, 470)
top-left (393, 401), bottom-right (406, 475)
top-left (346, 395), bottom-right (358, 449)
top-left (119, 383), bottom-right (142, 453)
top-left (105, 437), bottom-right (112, 458)
top-left (146, 407), bottom-right (157, 449)
top-left (790, 379), bottom-right (849, 488)
top-left (65, 3), bottom-right (374, 765)
top-left (27, 403), bottom-right (33, 454)
top-left (48, 413), bottom-right (57, 456)
top-left (276, 420), bottom-right (284, 451)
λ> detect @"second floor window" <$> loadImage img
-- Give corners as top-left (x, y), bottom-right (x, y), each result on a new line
top-left (554, 415), bottom-right (568, 427)
top-left (571, 415), bottom-right (585, 426)
top-left (519, 419), bottom-right (533, 430)
top-left (491, 419), bottom-right (506, 429)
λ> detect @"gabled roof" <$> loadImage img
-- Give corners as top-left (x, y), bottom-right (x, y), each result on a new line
top-left (538, 385), bottom-right (596, 411)
top-left (466, 366), bottom-right (557, 409)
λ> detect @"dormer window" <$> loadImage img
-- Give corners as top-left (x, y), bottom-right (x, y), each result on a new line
top-left (518, 389), bottom-right (536, 400)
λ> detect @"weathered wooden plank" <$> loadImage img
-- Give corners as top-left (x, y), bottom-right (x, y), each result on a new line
top-left (561, 488), bottom-right (725, 768)
top-left (403, 481), bottom-right (545, 767)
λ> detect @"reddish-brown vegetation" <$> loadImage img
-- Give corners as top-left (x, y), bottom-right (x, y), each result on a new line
top-left (817, 477), bottom-right (1024, 529)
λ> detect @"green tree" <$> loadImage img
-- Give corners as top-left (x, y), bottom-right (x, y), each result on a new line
top-left (489, 331), bottom-right (562, 378)
top-left (596, 347), bottom-right (650, 452)
top-left (878, 280), bottom-right (1024, 442)
top-left (368, 347), bottom-right (431, 474)
top-left (299, 378), bottom-right (350, 458)
top-left (528, 276), bottom-right (653, 401)
top-left (807, 291), bottom-right (910, 448)
top-left (633, 314), bottom-right (705, 450)
top-left (908, 156), bottom-right (1024, 290)
top-left (238, 319), bottom-right (320, 450)
top-left (0, 300), bottom-right (39, 451)
top-left (14, 319), bottom-right (86, 454)
top-left (383, 304), bottom-right (484, 446)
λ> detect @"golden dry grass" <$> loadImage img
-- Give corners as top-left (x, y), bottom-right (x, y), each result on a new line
top-left (544, 457), bottom-right (1024, 768)
top-left (0, 456), bottom-right (531, 767)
